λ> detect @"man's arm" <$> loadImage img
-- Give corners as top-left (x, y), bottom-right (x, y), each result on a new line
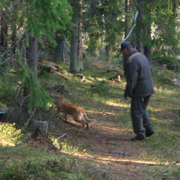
top-left (124, 60), bottom-right (138, 98)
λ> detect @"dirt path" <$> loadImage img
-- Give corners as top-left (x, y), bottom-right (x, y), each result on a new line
top-left (55, 113), bottom-right (155, 180)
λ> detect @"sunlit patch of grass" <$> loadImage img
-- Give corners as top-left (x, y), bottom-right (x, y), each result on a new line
top-left (105, 100), bottom-right (130, 108)
top-left (0, 123), bottom-right (25, 147)
top-left (50, 137), bottom-right (85, 155)
top-left (0, 144), bottom-right (89, 180)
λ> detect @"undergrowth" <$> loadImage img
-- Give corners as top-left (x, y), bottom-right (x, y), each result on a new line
top-left (0, 59), bottom-right (180, 179)
top-left (0, 123), bottom-right (109, 180)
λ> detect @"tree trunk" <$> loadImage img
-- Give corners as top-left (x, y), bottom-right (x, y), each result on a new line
top-left (55, 33), bottom-right (70, 63)
top-left (88, 0), bottom-right (100, 56)
top-left (142, 0), bottom-right (152, 63)
top-left (11, 24), bottom-right (17, 55)
top-left (55, 33), bottom-right (64, 62)
top-left (0, 10), bottom-right (8, 53)
top-left (70, 5), bottom-right (79, 73)
top-left (125, 0), bottom-right (130, 38)
top-left (144, 23), bottom-right (152, 63)
top-left (136, 0), bottom-right (143, 52)
top-left (26, 35), bottom-right (38, 76)
top-left (78, 0), bottom-right (83, 71)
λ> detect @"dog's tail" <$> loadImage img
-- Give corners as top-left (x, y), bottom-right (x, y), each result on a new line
top-left (83, 114), bottom-right (96, 126)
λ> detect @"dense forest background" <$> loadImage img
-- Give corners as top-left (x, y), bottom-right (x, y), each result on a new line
top-left (1, 0), bottom-right (180, 113)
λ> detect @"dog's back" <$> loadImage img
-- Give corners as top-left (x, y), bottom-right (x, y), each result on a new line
top-left (50, 94), bottom-right (96, 129)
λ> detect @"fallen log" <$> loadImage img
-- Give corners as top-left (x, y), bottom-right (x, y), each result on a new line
top-left (39, 60), bottom-right (68, 80)
top-left (40, 60), bottom-right (59, 70)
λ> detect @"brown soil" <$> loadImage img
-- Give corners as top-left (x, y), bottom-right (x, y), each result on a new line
top-left (44, 111), bottom-right (157, 180)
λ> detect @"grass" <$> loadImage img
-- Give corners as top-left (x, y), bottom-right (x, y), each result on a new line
top-left (0, 144), bottom-right (88, 179)
top-left (0, 124), bottom-right (109, 180)
top-left (0, 59), bottom-right (180, 179)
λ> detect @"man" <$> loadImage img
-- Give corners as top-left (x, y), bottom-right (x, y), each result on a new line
top-left (120, 41), bottom-right (154, 141)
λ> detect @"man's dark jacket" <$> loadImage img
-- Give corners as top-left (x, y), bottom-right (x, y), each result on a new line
top-left (123, 49), bottom-right (154, 98)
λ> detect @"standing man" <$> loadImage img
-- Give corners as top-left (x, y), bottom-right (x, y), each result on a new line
top-left (121, 41), bottom-right (154, 141)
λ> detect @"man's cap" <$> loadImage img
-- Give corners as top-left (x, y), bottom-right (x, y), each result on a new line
top-left (120, 41), bottom-right (132, 51)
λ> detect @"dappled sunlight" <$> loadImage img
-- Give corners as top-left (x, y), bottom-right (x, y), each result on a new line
top-left (61, 148), bottom-right (171, 167)
top-left (149, 106), bottom-right (164, 112)
top-left (0, 139), bottom-right (15, 147)
top-left (91, 123), bottom-right (132, 136)
top-left (154, 86), bottom-right (179, 95)
top-left (105, 100), bottom-right (130, 108)
top-left (94, 124), bottom-right (127, 133)
top-left (90, 156), bottom-right (170, 166)
top-left (0, 123), bottom-right (24, 147)
top-left (85, 109), bottom-right (116, 116)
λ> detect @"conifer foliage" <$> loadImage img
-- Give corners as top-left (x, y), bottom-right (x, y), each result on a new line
top-left (0, 0), bottom-right (73, 113)
top-left (0, 0), bottom-right (180, 115)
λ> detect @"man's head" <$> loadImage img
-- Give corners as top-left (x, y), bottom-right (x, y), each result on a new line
top-left (120, 41), bottom-right (133, 57)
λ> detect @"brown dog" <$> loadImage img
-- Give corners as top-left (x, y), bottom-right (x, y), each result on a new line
top-left (50, 94), bottom-right (96, 130)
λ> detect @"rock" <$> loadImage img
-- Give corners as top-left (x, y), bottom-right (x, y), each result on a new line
top-left (171, 78), bottom-right (180, 86)
top-left (32, 121), bottom-right (49, 137)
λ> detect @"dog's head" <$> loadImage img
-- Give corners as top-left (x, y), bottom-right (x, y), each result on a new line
top-left (50, 94), bottom-right (63, 102)
top-left (50, 94), bottom-right (59, 99)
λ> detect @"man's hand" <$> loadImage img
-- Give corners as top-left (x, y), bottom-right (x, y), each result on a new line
top-left (124, 96), bottom-right (128, 100)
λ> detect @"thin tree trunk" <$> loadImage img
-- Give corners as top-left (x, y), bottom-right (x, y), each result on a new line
top-left (144, 23), bottom-right (152, 63)
top-left (70, 6), bottom-right (79, 73)
top-left (136, 0), bottom-right (143, 52)
top-left (55, 33), bottom-right (64, 62)
top-left (78, 0), bottom-right (83, 71)
top-left (125, 0), bottom-right (130, 38)
top-left (1, 10), bottom-right (8, 51)
top-left (88, 0), bottom-right (100, 56)
top-left (26, 35), bottom-right (38, 76)
top-left (11, 24), bottom-right (17, 55)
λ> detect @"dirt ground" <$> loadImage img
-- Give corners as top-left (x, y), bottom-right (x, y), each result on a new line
top-left (43, 111), bottom-right (157, 180)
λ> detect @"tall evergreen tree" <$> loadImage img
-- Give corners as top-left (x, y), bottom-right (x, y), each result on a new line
top-left (70, 0), bottom-right (83, 72)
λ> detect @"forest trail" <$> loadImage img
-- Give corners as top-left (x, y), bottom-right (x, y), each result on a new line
top-left (53, 108), bottom-right (156, 180)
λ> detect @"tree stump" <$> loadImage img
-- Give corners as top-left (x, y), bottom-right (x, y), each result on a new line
top-left (109, 74), bottom-right (121, 82)
top-left (74, 73), bottom-right (85, 82)
top-left (32, 121), bottom-right (49, 137)
top-left (54, 84), bottom-right (68, 93)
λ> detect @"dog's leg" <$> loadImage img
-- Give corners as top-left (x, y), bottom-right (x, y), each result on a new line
top-left (86, 123), bottom-right (89, 130)
top-left (61, 114), bottom-right (68, 122)
top-left (81, 114), bottom-right (89, 130)
top-left (73, 114), bottom-right (89, 130)
top-left (64, 114), bottom-right (67, 121)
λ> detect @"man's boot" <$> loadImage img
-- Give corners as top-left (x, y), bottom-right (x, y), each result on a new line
top-left (145, 128), bottom-right (154, 137)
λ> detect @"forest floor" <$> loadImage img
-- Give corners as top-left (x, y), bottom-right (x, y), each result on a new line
top-left (1, 59), bottom-right (180, 179)
top-left (52, 112), bottom-right (154, 180)
top-left (36, 60), bottom-right (180, 179)
top-left (45, 100), bottom-right (179, 180)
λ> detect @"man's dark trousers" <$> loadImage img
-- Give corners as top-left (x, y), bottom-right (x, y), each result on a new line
top-left (131, 95), bottom-right (153, 137)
